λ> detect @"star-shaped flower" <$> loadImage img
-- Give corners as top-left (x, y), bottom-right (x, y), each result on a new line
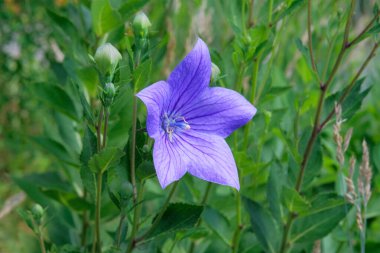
top-left (136, 38), bottom-right (257, 190)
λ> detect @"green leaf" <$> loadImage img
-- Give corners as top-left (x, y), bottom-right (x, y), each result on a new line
top-left (298, 130), bottom-right (323, 188)
top-left (80, 126), bottom-right (98, 165)
top-left (290, 194), bottom-right (350, 243)
top-left (31, 83), bottom-right (80, 121)
top-left (324, 78), bottom-right (371, 120)
top-left (295, 38), bottom-right (314, 72)
top-left (136, 161), bottom-right (155, 181)
top-left (46, 9), bottom-right (78, 41)
top-left (108, 85), bottom-right (133, 148)
top-left (80, 126), bottom-right (97, 200)
top-left (31, 136), bottom-right (78, 166)
top-left (274, 0), bottom-right (305, 22)
top-left (144, 203), bottom-right (203, 240)
top-left (89, 147), bottom-right (125, 173)
top-left (18, 209), bottom-right (35, 231)
top-left (118, 0), bottom-right (149, 22)
top-left (202, 207), bottom-right (233, 246)
top-left (267, 163), bottom-right (284, 223)
top-left (42, 190), bottom-right (92, 211)
top-left (243, 197), bottom-right (281, 253)
top-left (91, 0), bottom-right (122, 36)
top-left (282, 187), bottom-right (311, 215)
top-left (133, 59), bottom-right (152, 91)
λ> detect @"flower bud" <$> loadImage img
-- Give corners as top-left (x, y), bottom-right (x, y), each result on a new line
top-left (133, 12), bottom-right (151, 38)
top-left (211, 62), bottom-right (221, 83)
top-left (94, 43), bottom-right (122, 75)
top-left (31, 204), bottom-right (44, 225)
top-left (102, 82), bottom-right (116, 107)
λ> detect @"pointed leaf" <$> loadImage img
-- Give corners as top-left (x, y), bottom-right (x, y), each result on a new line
top-left (144, 203), bottom-right (203, 240)
top-left (89, 147), bottom-right (125, 173)
top-left (243, 197), bottom-right (281, 253)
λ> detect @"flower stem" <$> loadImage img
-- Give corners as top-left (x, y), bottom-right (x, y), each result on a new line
top-left (102, 108), bottom-right (109, 149)
top-left (279, 1), bottom-right (356, 252)
top-left (115, 214), bottom-right (126, 248)
top-left (188, 182), bottom-right (213, 253)
top-left (319, 43), bottom-right (378, 130)
top-left (268, 0), bottom-right (273, 26)
top-left (92, 106), bottom-right (106, 253)
top-left (126, 182), bottom-right (146, 253)
top-left (81, 190), bottom-right (89, 247)
top-left (243, 56), bottom-right (260, 150)
top-left (92, 172), bottom-right (103, 253)
top-left (136, 181), bottom-right (179, 243)
top-left (38, 233), bottom-right (46, 253)
top-left (130, 96), bottom-right (138, 203)
top-left (247, 0), bottom-right (255, 27)
top-left (231, 191), bottom-right (242, 253)
top-left (96, 107), bottom-right (104, 151)
top-left (307, 0), bottom-right (321, 85)
top-left (347, 10), bottom-right (379, 47)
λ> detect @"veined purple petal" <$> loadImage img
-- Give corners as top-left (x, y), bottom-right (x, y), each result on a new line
top-left (136, 81), bottom-right (170, 139)
top-left (167, 38), bottom-right (211, 114)
top-left (182, 87), bottom-right (257, 138)
top-left (175, 131), bottom-right (240, 190)
top-left (153, 132), bottom-right (188, 188)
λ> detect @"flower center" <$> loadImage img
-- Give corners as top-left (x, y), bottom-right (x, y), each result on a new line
top-left (162, 113), bottom-right (190, 142)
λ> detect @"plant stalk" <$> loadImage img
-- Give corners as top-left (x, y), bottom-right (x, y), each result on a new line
top-left (243, 56), bottom-right (260, 149)
top-left (279, 1), bottom-right (356, 252)
top-left (188, 182), bottom-right (213, 253)
top-left (130, 96), bottom-right (138, 203)
top-left (126, 182), bottom-right (146, 253)
top-left (136, 181), bottom-right (179, 243)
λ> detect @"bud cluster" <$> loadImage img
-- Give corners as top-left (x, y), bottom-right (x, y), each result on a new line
top-left (94, 43), bottom-right (122, 77)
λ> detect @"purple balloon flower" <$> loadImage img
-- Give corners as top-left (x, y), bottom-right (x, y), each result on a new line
top-left (136, 38), bottom-right (257, 190)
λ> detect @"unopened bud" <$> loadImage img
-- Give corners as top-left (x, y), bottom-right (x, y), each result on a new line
top-left (133, 12), bottom-right (151, 38)
top-left (102, 82), bottom-right (116, 107)
top-left (211, 63), bottom-right (221, 83)
top-left (31, 204), bottom-right (44, 224)
top-left (94, 43), bottom-right (122, 75)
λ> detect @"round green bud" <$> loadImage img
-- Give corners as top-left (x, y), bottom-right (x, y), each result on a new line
top-left (142, 144), bottom-right (150, 153)
top-left (211, 63), bottom-right (221, 83)
top-left (102, 82), bottom-right (116, 107)
top-left (133, 12), bottom-right (151, 38)
top-left (31, 204), bottom-right (44, 222)
top-left (94, 43), bottom-right (122, 75)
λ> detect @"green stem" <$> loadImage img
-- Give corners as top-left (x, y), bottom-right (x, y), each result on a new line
top-left (243, 56), bottom-right (260, 149)
top-left (247, 0), bottom-right (255, 27)
top-left (268, 0), bottom-right (273, 26)
top-left (92, 172), bottom-right (103, 253)
top-left (38, 233), bottom-right (46, 253)
top-left (116, 214), bottom-right (126, 248)
top-left (81, 190), bottom-right (89, 247)
top-left (92, 105), bottom-right (106, 253)
top-left (231, 191), bottom-right (242, 253)
top-left (307, 0), bottom-right (321, 85)
top-left (233, 65), bottom-right (245, 150)
top-left (188, 182), bottom-right (213, 253)
top-left (321, 32), bottom-right (338, 81)
top-left (347, 11), bottom-right (379, 47)
top-left (136, 182), bottom-right (179, 243)
top-left (126, 182), bottom-right (146, 253)
top-left (279, 1), bottom-right (356, 252)
top-left (130, 96), bottom-right (138, 203)
top-left (319, 43), bottom-right (378, 130)
top-left (361, 203), bottom-right (367, 253)
top-left (96, 107), bottom-right (104, 151)
top-left (102, 108), bottom-right (109, 149)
